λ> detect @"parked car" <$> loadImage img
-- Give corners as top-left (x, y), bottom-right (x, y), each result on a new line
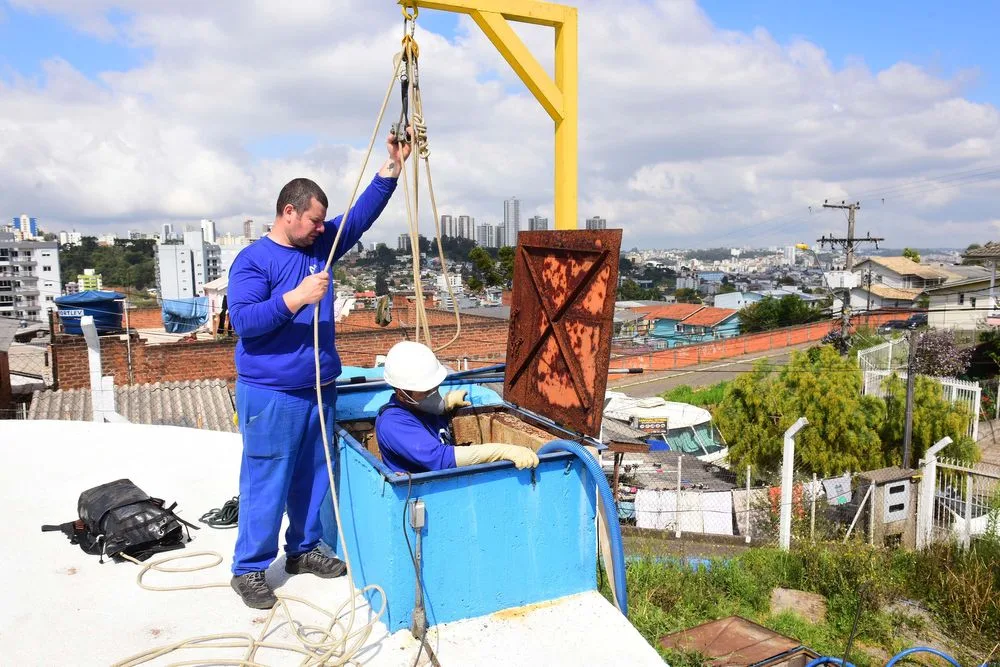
top-left (878, 312), bottom-right (927, 334)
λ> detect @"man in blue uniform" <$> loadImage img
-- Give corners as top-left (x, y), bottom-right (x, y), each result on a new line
top-left (227, 133), bottom-right (411, 609)
top-left (375, 341), bottom-right (539, 474)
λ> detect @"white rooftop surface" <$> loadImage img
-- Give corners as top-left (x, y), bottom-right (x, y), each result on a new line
top-left (2, 420), bottom-right (664, 666)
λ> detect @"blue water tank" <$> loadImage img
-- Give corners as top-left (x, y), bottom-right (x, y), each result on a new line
top-left (54, 290), bottom-right (126, 335)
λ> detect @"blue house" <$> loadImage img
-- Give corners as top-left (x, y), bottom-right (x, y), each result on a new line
top-left (641, 304), bottom-right (740, 348)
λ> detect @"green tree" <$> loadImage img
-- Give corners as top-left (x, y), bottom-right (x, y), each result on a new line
top-left (718, 283), bottom-right (738, 294)
top-left (674, 288), bottom-right (701, 304)
top-left (619, 256), bottom-right (635, 275)
top-left (902, 247), bottom-right (921, 263)
top-left (497, 246), bottom-right (516, 285)
top-left (468, 246), bottom-right (501, 287)
top-left (880, 375), bottom-right (977, 464)
top-left (738, 295), bottom-right (825, 334)
top-left (716, 347), bottom-right (887, 479)
top-left (467, 276), bottom-right (483, 292)
top-left (375, 271), bottom-right (389, 295)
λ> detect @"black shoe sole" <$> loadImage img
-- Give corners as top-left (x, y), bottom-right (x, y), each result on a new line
top-left (230, 579), bottom-right (277, 609)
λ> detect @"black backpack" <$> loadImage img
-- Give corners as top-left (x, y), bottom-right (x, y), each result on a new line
top-left (42, 479), bottom-right (199, 562)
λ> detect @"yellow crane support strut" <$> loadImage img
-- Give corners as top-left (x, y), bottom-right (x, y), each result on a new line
top-left (399, 0), bottom-right (578, 230)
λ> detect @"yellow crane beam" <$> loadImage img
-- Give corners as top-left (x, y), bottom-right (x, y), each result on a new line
top-left (399, 0), bottom-right (578, 230)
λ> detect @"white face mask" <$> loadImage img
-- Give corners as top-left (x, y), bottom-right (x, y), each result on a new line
top-left (401, 389), bottom-right (446, 416)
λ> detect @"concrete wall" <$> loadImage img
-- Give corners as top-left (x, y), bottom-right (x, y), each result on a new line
top-left (325, 427), bottom-right (597, 631)
top-left (929, 289), bottom-right (990, 330)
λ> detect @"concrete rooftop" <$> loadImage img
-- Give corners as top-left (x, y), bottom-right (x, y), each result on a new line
top-left (1, 419), bottom-right (663, 666)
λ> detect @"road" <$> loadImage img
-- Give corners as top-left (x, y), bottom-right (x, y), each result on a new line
top-left (607, 342), bottom-right (816, 398)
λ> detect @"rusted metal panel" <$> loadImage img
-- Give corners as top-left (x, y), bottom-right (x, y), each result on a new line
top-left (504, 229), bottom-right (621, 437)
top-left (659, 616), bottom-right (816, 666)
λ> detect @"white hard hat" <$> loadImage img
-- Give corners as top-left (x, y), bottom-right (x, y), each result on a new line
top-left (382, 341), bottom-right (448, 392)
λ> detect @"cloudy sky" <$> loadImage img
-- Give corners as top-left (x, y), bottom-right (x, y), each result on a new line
top-left (2, 0), bottom-right (999, 250)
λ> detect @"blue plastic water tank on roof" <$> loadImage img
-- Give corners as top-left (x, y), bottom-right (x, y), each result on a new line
top-left (54, 290), bottom-right (126, 335)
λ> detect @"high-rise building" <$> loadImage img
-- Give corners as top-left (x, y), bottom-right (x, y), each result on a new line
top-left (458, 215), bottom-right (474, 241)
top-left (528, 215), bottom-right (549, 231)
top-left (156, 230), bottom-right (221, 301)
top-left (495, 223), bottom-right (507, 248)
top-left (128, 230), bottom-right (143, 240)
top-left (398, 234), bottom-right (412, 252)
top-left (200, 219), bottom-right (217, 244)
top-left (585, 216), bottom-right (607, 230)
top-left (243, 219), bottom-right (254, 240)
top-left (13, 215), bottom-right (39, 240)
top-left (440, 215), bottom-right (454, 237)
top-left (0, 240), bottom-right (61, 322)
top-left (476, 224), bottom-right (497, 249)
top-left (503, 197), bottom-right (520, 247)
top-left (783, 245), bottom-right (797, 266)
top-left (161, 223), bottom-right (173, 242)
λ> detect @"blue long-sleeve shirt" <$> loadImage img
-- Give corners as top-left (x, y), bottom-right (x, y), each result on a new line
top-left (375, 396), bottom-right (457, 473)
top-left (229, 175), bottom-right (397, 390)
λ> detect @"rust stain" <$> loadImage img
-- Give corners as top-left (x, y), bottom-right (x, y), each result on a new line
top-left (492, 598), bottom-right (564, 620)
top-left (505, 230), bottom-right (622, 436)
top-left (149, 628), bottom-right (161, 637)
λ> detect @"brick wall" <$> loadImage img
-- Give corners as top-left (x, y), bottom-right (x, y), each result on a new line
top-left (126, 308), bottom-right (164, 329)
top-left (52, 333), bottom-right (238, 390)
top-left (337, 318), bottom-right (509, 367)
top-left (51, 309), bottom-right (509, 389)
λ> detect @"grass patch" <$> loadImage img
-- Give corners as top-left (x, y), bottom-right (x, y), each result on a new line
top-left (661, 381), bottom-right (730, 407)
top-left (611, 540), bottom-right (998, 665)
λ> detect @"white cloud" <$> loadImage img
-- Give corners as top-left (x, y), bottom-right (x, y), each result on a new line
top-left (2, 0), bottom-right (999, 249)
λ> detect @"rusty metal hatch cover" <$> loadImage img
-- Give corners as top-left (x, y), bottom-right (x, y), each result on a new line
top-left (504, 229), bottom-right (622, 437)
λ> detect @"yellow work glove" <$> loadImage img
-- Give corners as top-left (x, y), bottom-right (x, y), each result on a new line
top-left (453, 443), bottom-right (540, 470)
top-left (232, 412), bottom-right (238, 427)
top-left (445, 389), bottom-right (472, 411)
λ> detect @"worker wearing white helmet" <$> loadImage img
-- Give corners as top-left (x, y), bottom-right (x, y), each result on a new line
top-left (375, 341), bottom-right (539, 474)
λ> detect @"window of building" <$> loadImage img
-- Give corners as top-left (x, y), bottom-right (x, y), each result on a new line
top-left (958, 293), bottom-right (965, 305)
top-left (971, 297), bottom-right (977, 308)
top-left (45, 296), bottom-right (54, 302)
top-left (43, 266), bottom-right (52, 272)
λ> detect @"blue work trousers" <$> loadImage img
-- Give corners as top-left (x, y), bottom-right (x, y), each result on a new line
top-left (232, 381), bottom-right (337, 575)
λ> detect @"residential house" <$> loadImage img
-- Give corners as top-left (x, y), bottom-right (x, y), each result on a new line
top-left (850, 257), bottom-right (951, 311)
top-left (637, 304), bottom-right (739, 348)
top-left (714, 288), bottom-right (826, 311)
top-left (919, 244), bottom-right (999, 330)
top-left (675, 307), bottom-right (740, 343)
top-left (923, 277), bottom-right (994, 330)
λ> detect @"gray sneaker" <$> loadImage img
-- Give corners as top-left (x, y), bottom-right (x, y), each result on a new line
top-left (231, 570), bottom-right (277, 609)
top-left (285, 545), bottom-right (347, 579)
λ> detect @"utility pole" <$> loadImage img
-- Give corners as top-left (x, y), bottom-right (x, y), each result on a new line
top-left (818, 200), bottom-right (884, 347)
top-left (902, 329), bottom-right (921, 468)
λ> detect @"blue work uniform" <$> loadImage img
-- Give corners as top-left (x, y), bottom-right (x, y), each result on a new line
top-left (228, 174), bottom-right (396, 576)
top-left (375, 396), bottom-right (457, 474)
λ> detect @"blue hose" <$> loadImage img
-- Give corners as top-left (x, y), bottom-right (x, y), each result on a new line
top-left (885, 647), bottom-right (962, 667)
top-left (807, 647), bottom-right (964, 667)
top-left (537, 439), bottom-right (628, 617)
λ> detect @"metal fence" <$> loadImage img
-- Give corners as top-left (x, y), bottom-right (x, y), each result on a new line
top-left (924, 457), bottom-right (1000, 548)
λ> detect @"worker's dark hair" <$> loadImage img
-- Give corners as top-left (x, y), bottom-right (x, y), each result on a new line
top-left (275, 178), bottom-right (328, 216)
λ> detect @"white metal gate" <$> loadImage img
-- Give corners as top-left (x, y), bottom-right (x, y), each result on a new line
top-left (920, 457), bottom-right (1000, 548)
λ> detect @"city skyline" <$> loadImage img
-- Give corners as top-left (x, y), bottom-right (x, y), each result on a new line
top-left (2, 3), bottom-right (998, 250)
